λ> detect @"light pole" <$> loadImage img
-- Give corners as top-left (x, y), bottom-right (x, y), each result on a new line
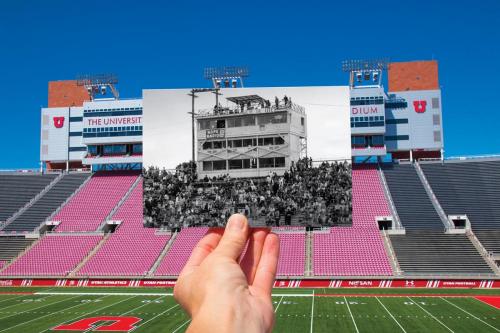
top-left (187, 88), bottom-right (220, 177)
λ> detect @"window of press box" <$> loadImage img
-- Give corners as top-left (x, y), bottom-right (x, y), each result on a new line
top-left (370, 135), bottom-right (385, 146)
top-left (259, 157), bottom-right (285, 168)
top-left (103, 144), bottom-right (127, 155)
top-left (351, 136), bottom-right (366, 146)
top-left (132, 144), bottom-right (142, 154)
top-left (202, 160), bottom-right (227, 171)
top-left (88, 145), bottom-right (98, 155)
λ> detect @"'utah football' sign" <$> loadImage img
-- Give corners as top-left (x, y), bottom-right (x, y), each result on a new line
top-left (53, 316), bottom-right (141, 331)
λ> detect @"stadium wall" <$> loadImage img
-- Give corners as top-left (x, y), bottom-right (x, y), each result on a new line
top-left (0, 279), bottom-right (498, 288)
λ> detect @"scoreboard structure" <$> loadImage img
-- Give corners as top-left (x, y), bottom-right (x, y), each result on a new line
top-left (347, 60), bottom-right (444, 161)
top-left (40, 80), bottom-right (143, 171)
top-left (195, 95), bottom-right (307, 178)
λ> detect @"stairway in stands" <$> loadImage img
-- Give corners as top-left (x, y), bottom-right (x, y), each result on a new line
top-left (0, 173), bottom-right (57, 224)
top-left (383, 163), bottom-right (494, 276)
top-left (382, 164), bottom-right (444, 230)
top-left (0, 236), bottom-right (36, 269)
top-left (421, 160), bottom-right (500, 255)
top-left (390, 231), bottom-right (494, 275)
top-left (3, 173), bottom-right (90, 233)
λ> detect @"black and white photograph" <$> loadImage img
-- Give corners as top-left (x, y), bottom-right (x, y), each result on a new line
top-left (142, 87), bottom-right (352, 229)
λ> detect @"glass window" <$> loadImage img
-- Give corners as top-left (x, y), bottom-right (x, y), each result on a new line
top-left (274, 137), bottom-right (285, 145)
top-left (203, 142), bottom-right (212, 150)
top-left (242, 139), bottom-right (253, 147)
top-left (203, 161), bottom-right (213, 171)
top-left (213, 141), bottom-right (225, 149)
top-left (213, 160), bottom-right (226, 170)
top-left (88, 146), bottom-right (98, 155)
top-left (275, 157), bottom-right (285, 167)
top-left (263, 137), bottom-right (274, 145)
top-left (229, 160), bottom-right (243, 169)
top-left (371, 135), bottom-right (384, 146)
top-left (132, 144), bottom-right (142, 154)
top-left (242, 116), bottom-right (255, 126)
top-left (103, 145), bottom-right (113, 154)
top-left (259, 158), bottom-right (274, 168)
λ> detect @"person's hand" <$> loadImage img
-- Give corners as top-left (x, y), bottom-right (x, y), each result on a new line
top-left (174, 214), bottom-right (280, 333)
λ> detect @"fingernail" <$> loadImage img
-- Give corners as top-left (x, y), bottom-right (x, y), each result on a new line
top-left (228, 215), bottom-right (245, 231)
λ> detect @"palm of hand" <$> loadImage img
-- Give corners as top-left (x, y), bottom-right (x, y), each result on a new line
top-left (174, 215), bottom-right (279, 333)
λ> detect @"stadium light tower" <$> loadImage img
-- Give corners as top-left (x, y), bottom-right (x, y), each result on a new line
top-left (187, 88), bottom-right (220, 175)
top-left (204, 66), bottom-right (249, 88)
top-left (342, 59), bottom-right (389, 88)
top-left (76, 74), bottom-right (119, 100)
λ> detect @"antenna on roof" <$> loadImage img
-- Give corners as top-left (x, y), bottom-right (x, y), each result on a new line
top-left (204, 66), bottom-right (249, 88)
top-left (76, 73), bottom-right (119, 100)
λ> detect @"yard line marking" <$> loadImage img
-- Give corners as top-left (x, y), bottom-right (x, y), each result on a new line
top-left (440, 297), bottom-right (499, 332)
top-left (36, 291), bottom-right (172, 296)
top-left (129, 303), bottom-right (180, 332)
top-left (310, 291), bottom-right (315, 333)
top-left (407, 297), bottom-right (454, 333)
top-left (38, 295), bottom-right (137, 333)
top-left (0, 294), bottom-right (55, 312)
top-left (344, 296), bottom-right (359, 333)
top-left (375, 297), bottom-right (407, 333)
top-left (0, 295), bottom-right (73, 320)
top-left (172, 319), bottom-right (191, 333)
top-left (0, 295), bottom-right (109, 333)
top-left (274, 296), bottom-right (284, 313)
top-left (0, 294), bottom-right (33, 307)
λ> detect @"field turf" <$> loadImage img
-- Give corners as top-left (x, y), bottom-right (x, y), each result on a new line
top-left (0, 287), bottom-right (498, 332)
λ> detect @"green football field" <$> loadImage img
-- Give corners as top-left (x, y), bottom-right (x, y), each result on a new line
top-left (0, 287), bottom-right (498, 332)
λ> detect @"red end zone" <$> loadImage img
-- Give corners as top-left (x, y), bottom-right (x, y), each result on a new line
top-left (475, 296), bottom-right (500, 309)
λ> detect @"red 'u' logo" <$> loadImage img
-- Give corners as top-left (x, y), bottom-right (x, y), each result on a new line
top-left (53, 117), bottom-right (65, 128)
top-left (413, 100), bottom-right (427, 113)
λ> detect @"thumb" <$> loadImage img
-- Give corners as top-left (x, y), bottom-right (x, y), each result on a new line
top-left (214, 214), bottom-right (249, 260)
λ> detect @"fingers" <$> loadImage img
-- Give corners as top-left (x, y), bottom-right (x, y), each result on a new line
top-left (180, 229), bottom-right (223, 275)
top-left (240, 228), bottom-right (270, 284)
top-left (213, 214), bottom-right (250, 261)
top-left (252, 232), bottom-right (280, 297)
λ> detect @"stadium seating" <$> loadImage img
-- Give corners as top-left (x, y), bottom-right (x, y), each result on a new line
top-left (77, 183), bottom-right (171, 276)
top-left (0, 236), bottom-right (35, 264)
top-left (351, 165), bottom-right (391, 228)
top-left (312, 165), bottom-right (393, 276)
top-left (421, 161), bottom-right (500, 254)
top-left (0, 174), bottom-right (57, 223)
top-left (0, 234), bottom-right (101, 276)
top-left (155, 227), bottom-right (209, 276)
top-left (382, 164), bottom-right (444, 229)
top-left (54, 171), bottom-right (139, 232)
top-left (390, 231), bottom-right (493, 275)
top-left (275, 231), bottom-right (306, 276)
top-left (3, 173), bottom-right (90, 233)
top-left (314, 229), bottom-right (392, 276)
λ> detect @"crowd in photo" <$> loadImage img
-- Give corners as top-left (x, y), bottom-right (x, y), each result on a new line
top-left (143, 158), bottom-right (352, 230)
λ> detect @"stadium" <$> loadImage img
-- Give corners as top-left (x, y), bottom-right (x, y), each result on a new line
top-left (0, 60), bottom-right (498, 332)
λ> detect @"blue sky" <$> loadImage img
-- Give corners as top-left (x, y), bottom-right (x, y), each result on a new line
top-left (0, 0), bottom-right (499, 168)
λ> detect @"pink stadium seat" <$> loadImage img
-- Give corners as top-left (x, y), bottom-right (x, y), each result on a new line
top-left (313, 165), bottom-right (393, 276)
top-left (0, 235), bottom-right (101, 276)
top-left (155, 227), bottom-right (209, 276)
top-left (54, 171), bottom-right (139, 232)
top-left (77, 183), bottom-right (170, 276)
top-left (275, 231), bottom-right (306, 276)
